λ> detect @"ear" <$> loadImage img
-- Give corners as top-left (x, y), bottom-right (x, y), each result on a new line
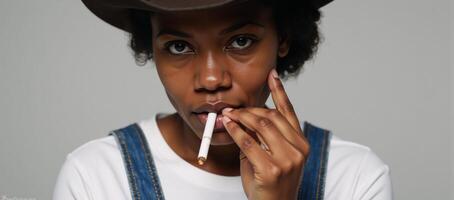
top-left (277, 34), bottom-right (290, 58)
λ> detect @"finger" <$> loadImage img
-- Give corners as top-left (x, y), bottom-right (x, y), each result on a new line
top-left (268, 69), bottom-right (302, 132)
top-left (222, 115), bottom-right (271, 170)
top-left (223, 108), bottom-right (293, 157)
top-left (224, 109), bottom-right (308, 174)
top-left (245, 107), bottom-right (310, 156)
top-left (223, 108), bottom-right (268, 149)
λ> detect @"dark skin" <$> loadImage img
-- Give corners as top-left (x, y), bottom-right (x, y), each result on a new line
top-left (151, 1), bottom-right (309, 199)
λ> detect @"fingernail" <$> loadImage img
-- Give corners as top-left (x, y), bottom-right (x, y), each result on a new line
top-left (222, 116), bottom-right (231, 123)
top-left (271, 69), bottom-right (279, 79)
top-left (222, 107), bottom-right (233, 114)
top-left (239, 152), bottom-right (246, 160)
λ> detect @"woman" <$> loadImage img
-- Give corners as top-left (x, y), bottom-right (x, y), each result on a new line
top-left (53, 0), bottom-right (393, 199)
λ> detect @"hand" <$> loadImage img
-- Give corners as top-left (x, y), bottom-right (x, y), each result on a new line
top-left (222, 69), bottom-right (310, 200)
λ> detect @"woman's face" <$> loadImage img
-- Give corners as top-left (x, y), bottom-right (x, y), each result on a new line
top-left (151, 1), bottom-right (289, 145)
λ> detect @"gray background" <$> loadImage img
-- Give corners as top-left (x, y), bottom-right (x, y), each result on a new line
top-left (0, 0), bottom-right (452, 199)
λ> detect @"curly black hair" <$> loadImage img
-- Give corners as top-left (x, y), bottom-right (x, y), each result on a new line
top-left (128, 1), bottom-right (322, 79)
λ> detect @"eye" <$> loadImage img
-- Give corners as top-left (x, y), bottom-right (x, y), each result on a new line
top-left (165, 41), bottom-right (194, 55)
top-left (227, 35), bottom-right (257, 50)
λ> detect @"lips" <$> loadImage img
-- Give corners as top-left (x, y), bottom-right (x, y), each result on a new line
top-left (193, 102), bottom-right (240, 114)
top-left (195, 113), bottom-right (226, 132)
top-left (193, 101), bottom-right (241, 133)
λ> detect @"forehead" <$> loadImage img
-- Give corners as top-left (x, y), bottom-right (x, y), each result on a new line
top-left (150, 1), bottom-right (273, 33)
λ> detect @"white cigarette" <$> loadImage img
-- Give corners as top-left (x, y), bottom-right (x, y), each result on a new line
top-left (197, 112), bottom-right (217, 165)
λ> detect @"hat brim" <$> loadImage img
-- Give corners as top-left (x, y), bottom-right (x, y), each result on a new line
top-left (81, 0), bottom-right (333, 32)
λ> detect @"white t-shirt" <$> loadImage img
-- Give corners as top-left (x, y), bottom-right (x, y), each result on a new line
top-left (53, 113), bottom-right (393, 200)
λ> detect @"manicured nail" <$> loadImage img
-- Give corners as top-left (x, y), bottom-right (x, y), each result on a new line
top-left (222, 116), bottom-right (231, 123)
top-left (222, 107), bottom-right (233, 114)
top-left (271, 69), bottom-right (279, 79)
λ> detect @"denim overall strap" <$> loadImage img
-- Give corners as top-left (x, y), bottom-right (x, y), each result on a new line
top-left (109, 123), bottom-right (165, 200)
top-left (298, 122), bottom-right (332, 200)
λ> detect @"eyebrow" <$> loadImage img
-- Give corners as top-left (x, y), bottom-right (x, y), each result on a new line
top-left (156, 20), bottom-right (265, 38)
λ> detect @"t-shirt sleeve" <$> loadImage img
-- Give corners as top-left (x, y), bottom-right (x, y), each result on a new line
top-left (353, 150), bottom-right (393, 200)
top-left (53, 153), bottom-right (94, 200)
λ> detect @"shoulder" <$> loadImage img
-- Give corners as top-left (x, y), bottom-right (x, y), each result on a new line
top-left (328, 135), bottom-right (389, 172)
top-left (302, 121), bottom-right (387, 171)
top-left (68, 135), bottom-right (119, 162)
top-left (57, 135), bottom-right (123, 182)
top-left (325, 134), bottom-right (393, 199)
top-left (53, 135), bottom-right (131, 200)
top-left (329, 135), bottom-right (382, 164)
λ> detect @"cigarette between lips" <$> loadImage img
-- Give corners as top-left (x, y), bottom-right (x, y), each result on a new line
top-left (197, 112), bottom-right (217, 165)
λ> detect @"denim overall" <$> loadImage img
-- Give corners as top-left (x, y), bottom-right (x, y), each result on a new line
top-left (109, 121), bottom-right (332, 200)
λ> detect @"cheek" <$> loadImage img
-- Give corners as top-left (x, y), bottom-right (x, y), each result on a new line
top-left (155, 62), bottom-right (192, 113)
top-left (232, 65), bottom-right (272, 106)
top-left (228, 44), bottom-right (278, 106)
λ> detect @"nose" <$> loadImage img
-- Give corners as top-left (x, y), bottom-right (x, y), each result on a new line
top-left (194, 51), bottom-right (231, 92)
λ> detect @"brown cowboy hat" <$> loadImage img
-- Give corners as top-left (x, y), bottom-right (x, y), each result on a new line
top-left (81, 0), bottom-right (334, 32)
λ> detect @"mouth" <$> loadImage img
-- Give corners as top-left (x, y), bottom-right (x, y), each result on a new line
top-left (194, 113), bottom-right (226, 132)
top-left (192, 101), bottom-right (242, 133)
